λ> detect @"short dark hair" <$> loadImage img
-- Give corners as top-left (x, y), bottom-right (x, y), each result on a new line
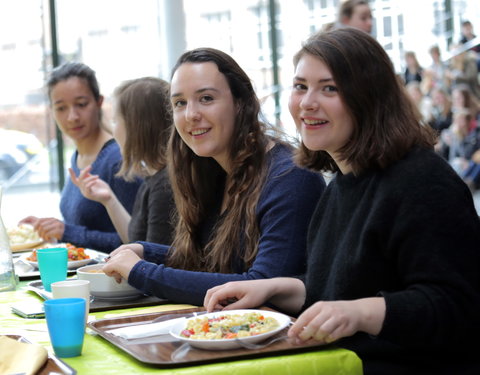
top-left (294, 28), bottom-right (436, 174)
top-left (46, 62), bottom-right (106, 130)
top-left (339, 0), bottom-right (370, 21)
top-left (47, 62), bottom-right (101, 102)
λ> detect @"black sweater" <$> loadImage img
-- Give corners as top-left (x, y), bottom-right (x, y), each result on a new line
top-left (128, 168), bottom-right (175, 245)
top-left (304, 147), bottom-right (480, 375)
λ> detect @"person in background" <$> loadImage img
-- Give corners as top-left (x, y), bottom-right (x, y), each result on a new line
top-left (338, 0), bottom-right (373, 33)
top-left (446, 46), bottom-right (480, 100)
top-left (204, 28), bottom-right (480, 375)
top-left (321, 0), bottom-right (373, 34)
top-left (69, 77), bottom-right (175, 245)
top-left (438, 109), bottom-right (480, 176)
top-left (405, 81), bottom-right (432, 124)
top-left (460, 20), bottom-right (480, 54)
top-left (428, 87), bottom-right (452, 134)
top-left (404, 51), bottom-right (423, 85)
top-left (451, 84), bottom-right (479, 126)
top-left (20, 62), bottom-right (142, 253)
top-left (425, 45), bottom-right (449, 91)
top-left (102, 47), bottom-right (326, 306)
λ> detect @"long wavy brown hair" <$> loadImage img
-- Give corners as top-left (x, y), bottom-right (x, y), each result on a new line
top-left (113, 77), bottom-right (172, 180)
top-left (294, 28), bottom-right (436, 174)
top-left (166, 48), bottom-right (273, 273)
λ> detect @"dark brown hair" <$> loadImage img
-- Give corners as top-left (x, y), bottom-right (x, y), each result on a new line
top-left (294, 28), bottom-right (436, 174)
top-left (47, 62), bottom-right (108, 131)
top-left (113, 77), bottom-right (172, 180)
top-left (166, 47), bottom-right (275, 273)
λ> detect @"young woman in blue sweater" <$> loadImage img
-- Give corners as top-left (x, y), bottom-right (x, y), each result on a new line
top-left (204, 29), bottom-right (480, 374)
top-left (20, 62), bottom-right (142, 253)
top-left (103, 48), bottom-right (326, 306)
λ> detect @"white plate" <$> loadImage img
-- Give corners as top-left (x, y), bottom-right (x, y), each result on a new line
top-left (169, 309), bottom-right (291, 350)
top-left (10, 240), bottom-right (45, 252)
top-left (21, 248), bottom-right (98, 270)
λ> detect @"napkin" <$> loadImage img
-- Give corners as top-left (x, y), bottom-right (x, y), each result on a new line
top-left (106, 317), bottom-right (186, 339)
top-left (0, 335), bottom-right (48, 375)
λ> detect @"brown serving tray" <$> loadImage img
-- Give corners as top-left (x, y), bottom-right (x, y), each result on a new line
top-left (4, 335), bottom-right (76, 375)
top-left (26, 280), bottom-right (168, 312)
top-left (88, 307), bottom-right (328, 368)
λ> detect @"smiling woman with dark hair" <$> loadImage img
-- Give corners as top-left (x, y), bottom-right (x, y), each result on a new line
top-left (205, 28), bottom-right (480, 375)
top-left (102, 47), bottom-right (326, 306)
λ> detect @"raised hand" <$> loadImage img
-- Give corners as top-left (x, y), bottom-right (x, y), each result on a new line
top-left (69, 165), bottom-right (113, 205)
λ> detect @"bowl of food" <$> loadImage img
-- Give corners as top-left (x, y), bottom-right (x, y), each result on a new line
top-left (76, 264), bottom-right (143, 300)
top-left (169, 309), bottom-right (291, 350)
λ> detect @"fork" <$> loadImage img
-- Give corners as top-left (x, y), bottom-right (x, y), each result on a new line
top-left (235, 334), bottom-right (290, 350)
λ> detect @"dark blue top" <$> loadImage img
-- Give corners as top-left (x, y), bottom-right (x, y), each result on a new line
top-left (128, 144), bottom-right (326, 305)
top-left (60, 139), bottom-right (142, 253)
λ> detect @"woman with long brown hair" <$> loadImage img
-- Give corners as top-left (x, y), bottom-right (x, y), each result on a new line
top-left (205, 28), bottom-right (480, 374)
top-left (69, 77), bottom-right (175, 245)
top-left (103, 48), bottom-right (326, 306)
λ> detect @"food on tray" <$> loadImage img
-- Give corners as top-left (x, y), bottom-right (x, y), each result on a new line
top-left (26, 243), bottom-right (90, 262)
top-left (7, 224), bottom-right (42, 246)
top-left (180, 311), bottom-right (279, 340)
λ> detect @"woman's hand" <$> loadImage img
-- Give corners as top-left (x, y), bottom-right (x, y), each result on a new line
top-left (18, 216), bottom-right (40, 227)
top-left (204, 279), bottom-right (275, 312)
top-left (19, 217), bottom-right (64, 242)
top-left (69, 166), bottom-right (113, 205)
top-left (108, 243), bottom-right (144, 259)
top-left (288, 297), bottom-right (386, 345)
top-left (204, 277), bottom-right (306, 314)
top-left (102, 248), bottom-right (141, 283)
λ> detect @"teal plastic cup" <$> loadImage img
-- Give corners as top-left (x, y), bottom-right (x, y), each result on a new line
top-left (37, 247), bottom-right (68, 292)
top-left (44, 298), bottom-right (86, 357)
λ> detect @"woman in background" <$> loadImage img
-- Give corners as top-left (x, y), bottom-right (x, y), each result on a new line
top-left (20, 62), bottom-right (142, 253)
top-left (103, 48), bottom-right (326, 306)
top-left (322, 0), bottom-right (373, 34)
top-left (70, 77), bottom-right (175, 245)
top-left (205, 28), bottom-right (480, 375)
top-left (404, 51), bottom-right (423, 85)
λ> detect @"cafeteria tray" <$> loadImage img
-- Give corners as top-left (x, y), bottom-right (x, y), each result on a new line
top-left (3, 335), bottom-right (76, 375)
top-left (26, 280), bottom-right (168, 312)
top-left (88, 307), bottom-right (329, 368)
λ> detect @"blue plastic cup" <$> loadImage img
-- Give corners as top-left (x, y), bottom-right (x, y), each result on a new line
top-left (37, 247), bottom-right (68, 292)
top-left (44, 298), bottom-right (86, 357)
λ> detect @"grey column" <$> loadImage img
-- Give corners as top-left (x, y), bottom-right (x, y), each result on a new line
top-left (158, 0), bottom-right (187, 80)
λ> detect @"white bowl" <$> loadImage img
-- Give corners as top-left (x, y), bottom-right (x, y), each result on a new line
top-left (169, 309), bottom-right (291, 350)
top-left (76, 264), bottom-right (142, 299)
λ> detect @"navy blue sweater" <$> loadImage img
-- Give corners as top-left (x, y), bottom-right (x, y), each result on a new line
top-left (129, 144), bottom-right (326, 306)
top-left (60, 140), bottom-right (142, 252)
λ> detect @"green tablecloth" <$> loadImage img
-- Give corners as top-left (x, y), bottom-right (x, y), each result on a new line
top-left (0, 283), bottom-right (363, 374)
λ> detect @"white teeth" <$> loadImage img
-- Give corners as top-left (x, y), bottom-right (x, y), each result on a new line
top-left (304, 119), bottom-right (328, 125)
top-left (191, 129), bottom-right (209, 136)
